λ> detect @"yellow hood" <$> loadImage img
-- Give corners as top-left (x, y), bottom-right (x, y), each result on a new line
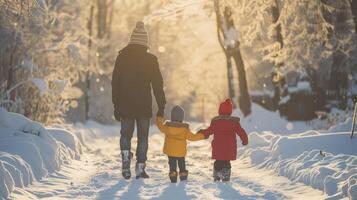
top-left (156, 117), bottom-right (205, 157)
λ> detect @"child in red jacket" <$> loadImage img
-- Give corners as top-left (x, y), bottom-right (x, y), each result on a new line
top-left (201, 98), bottom-right (248, 182)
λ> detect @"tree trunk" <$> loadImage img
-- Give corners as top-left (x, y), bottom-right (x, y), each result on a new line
top-left (85, 5), bottom-right (94, 121)
top-left (214, 0), bottom-right (236, 104)
top-left (272, 0), bottom-right (283, 51)
top-left (226, 54), bottom-right (236, 101)
top-left (6, 32), bottom-right (19, 102)
top-left (7, 57), bottom-right (15, 101)
top-left (351, 0), bottom-right (357, 33)
top-left (326, 1), bottom-right (349, 108)
top-left (97, 0), bottom-right (108, 39)
top-left (214, 0), bottom-right (251, 115)
top-left (106, 0), bottom-right (116, 38)
top-left (271, 0), bottom-right (289, 111)
top-left (232, 49), bottom-right (251, 115)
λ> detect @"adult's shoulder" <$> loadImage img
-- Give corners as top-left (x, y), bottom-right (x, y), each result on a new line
top-left (116, 48), bottom-right (126, 58)
top-left (145, 52), bottom-right (160, 70)
top-left (146, 51), bottom-right (158, 60)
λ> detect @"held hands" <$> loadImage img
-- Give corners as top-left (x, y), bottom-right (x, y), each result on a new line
top-left (197, 129), bottom-right (209, 139)
top-left (197, 129), bottom-right (205, 133)
top-left (157, 107), bottom-right (165, 117)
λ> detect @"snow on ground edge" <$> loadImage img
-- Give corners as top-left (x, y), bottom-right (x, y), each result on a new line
top-left (240, 131), bottom-right (357, 199)
top-left (0, 108), bottom-right (82, 199)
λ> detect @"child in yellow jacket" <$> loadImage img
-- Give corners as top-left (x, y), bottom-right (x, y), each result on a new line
top-left (156, 105), bottom-right (205, 183)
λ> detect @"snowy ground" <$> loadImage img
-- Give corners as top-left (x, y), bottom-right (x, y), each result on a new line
top-left (2, 104), bottom-right (357, 199)
top-left (10, 125), bottom-right (325, 200)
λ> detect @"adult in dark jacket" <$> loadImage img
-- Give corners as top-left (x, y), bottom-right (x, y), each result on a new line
top-left (112, 21), bottom-right (166, 179)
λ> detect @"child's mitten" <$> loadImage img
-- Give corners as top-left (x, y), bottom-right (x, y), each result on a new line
top-left (197, 129), bottom-right (209, 139)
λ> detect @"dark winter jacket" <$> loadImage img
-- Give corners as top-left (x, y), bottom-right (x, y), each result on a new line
top-left (202, 99), bottom-right (248, 160)
top-left (112, 44), bottom-right (166, 119)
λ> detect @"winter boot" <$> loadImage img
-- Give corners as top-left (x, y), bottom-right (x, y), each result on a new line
top-left (135, 163), bottom-right (149, 179)
top-left (221, 168), bottom-right (231, 182)
top-left (213, 169), bottom-right (221, 182)
top-left (179, 170), bottom-right (188, 181)
top-left (121, 150), bottom-right (133, 179)
top-left (169, 171), bottom-right (178, 183)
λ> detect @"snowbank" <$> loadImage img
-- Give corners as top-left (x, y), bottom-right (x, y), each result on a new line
top-left (47, 128), bottom-right (83, 160)
top-left (233, 103), bottom-right (312, 134)
top-left (0, 108), bottom-right (82, 199)
top-left (328, 117), bottom-right (352, 132)
top-left (272, 132), bottom-right (356, 159)
top-left (241, 131), bottom-right (357, 199)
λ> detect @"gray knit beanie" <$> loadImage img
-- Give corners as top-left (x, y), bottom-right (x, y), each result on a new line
top-left (129, 21), bottom-right (149, 47)
top-left (171, 106), bottom-right (185, 122)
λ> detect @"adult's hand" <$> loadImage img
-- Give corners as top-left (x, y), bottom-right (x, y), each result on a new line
top-left (157, 108), bottom-right (164, 117)
top-left (113, 105), bottom-right (121, 121)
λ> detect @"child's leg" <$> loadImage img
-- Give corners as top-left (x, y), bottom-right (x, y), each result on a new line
top-left (214, 160), bottom-right (224, 170)
top-left (178, 157), bottom-right (188, 181)
top-left (168, 157), bottom-right (178, 183)
top-left (213, 160), bottom-right (224, 181)
top-left (221, 161), bottom-right (231, 182)
top-left (168, 157), bottom-right (178, 171)
top-left (177, 157), bottom-right (186, 172)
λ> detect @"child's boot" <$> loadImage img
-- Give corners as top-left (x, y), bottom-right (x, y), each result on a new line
top-left (221, 168), bottom-right (231, 182)
top-left (179, 170), bottom-right (188, 181)
top-left (169, 171), bottom-right (178, 183)
top-left (121, 150), bottom-right (133, 179)
top-left (213, 168), bottom-right (221, 182)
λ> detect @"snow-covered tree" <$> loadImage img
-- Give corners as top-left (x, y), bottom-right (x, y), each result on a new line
top-left (0, 0), bottom-right (93, 124)
top-left (214, 0), bottom-right (251, 116)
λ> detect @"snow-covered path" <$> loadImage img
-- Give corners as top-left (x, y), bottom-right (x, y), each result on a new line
top-left (10, 130), bottom-right (326, 200)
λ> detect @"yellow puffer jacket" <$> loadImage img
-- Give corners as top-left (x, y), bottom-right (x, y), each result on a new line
top-left (156, 117), bottom-right (205, 157)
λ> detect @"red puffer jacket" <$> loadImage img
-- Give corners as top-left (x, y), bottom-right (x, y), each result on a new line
top-left (202, 99), bottom-right (248, 160)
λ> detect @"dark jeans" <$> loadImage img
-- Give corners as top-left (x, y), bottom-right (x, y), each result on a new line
top-left (214, 160), bottom-right (231, 170)
top-left (120, 118), bottom-right (150, 163)
top-left (168, 157), bottom-right (186, 172)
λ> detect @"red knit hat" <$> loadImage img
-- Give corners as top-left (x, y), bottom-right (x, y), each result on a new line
top-left (219, 98), bottom-right (233, 115)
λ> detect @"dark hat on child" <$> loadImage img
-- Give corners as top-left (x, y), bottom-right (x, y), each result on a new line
top-left (171, 106), bottom-right (185, 122)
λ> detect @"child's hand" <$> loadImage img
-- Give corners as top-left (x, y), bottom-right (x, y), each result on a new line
top-left (196, 129), bottom-right (208, 139)
top-left (197, 129), bottom-right (204, 133)
top-left (242, 141), bottom-right (248, 146)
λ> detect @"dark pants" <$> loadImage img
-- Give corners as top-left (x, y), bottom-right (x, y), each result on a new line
top-left (120, 118), bottom-right (150, 163)
top-left (168, 157), bottom-right (186, 172)
top-left (214, 160), bottom-right (231, 170)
